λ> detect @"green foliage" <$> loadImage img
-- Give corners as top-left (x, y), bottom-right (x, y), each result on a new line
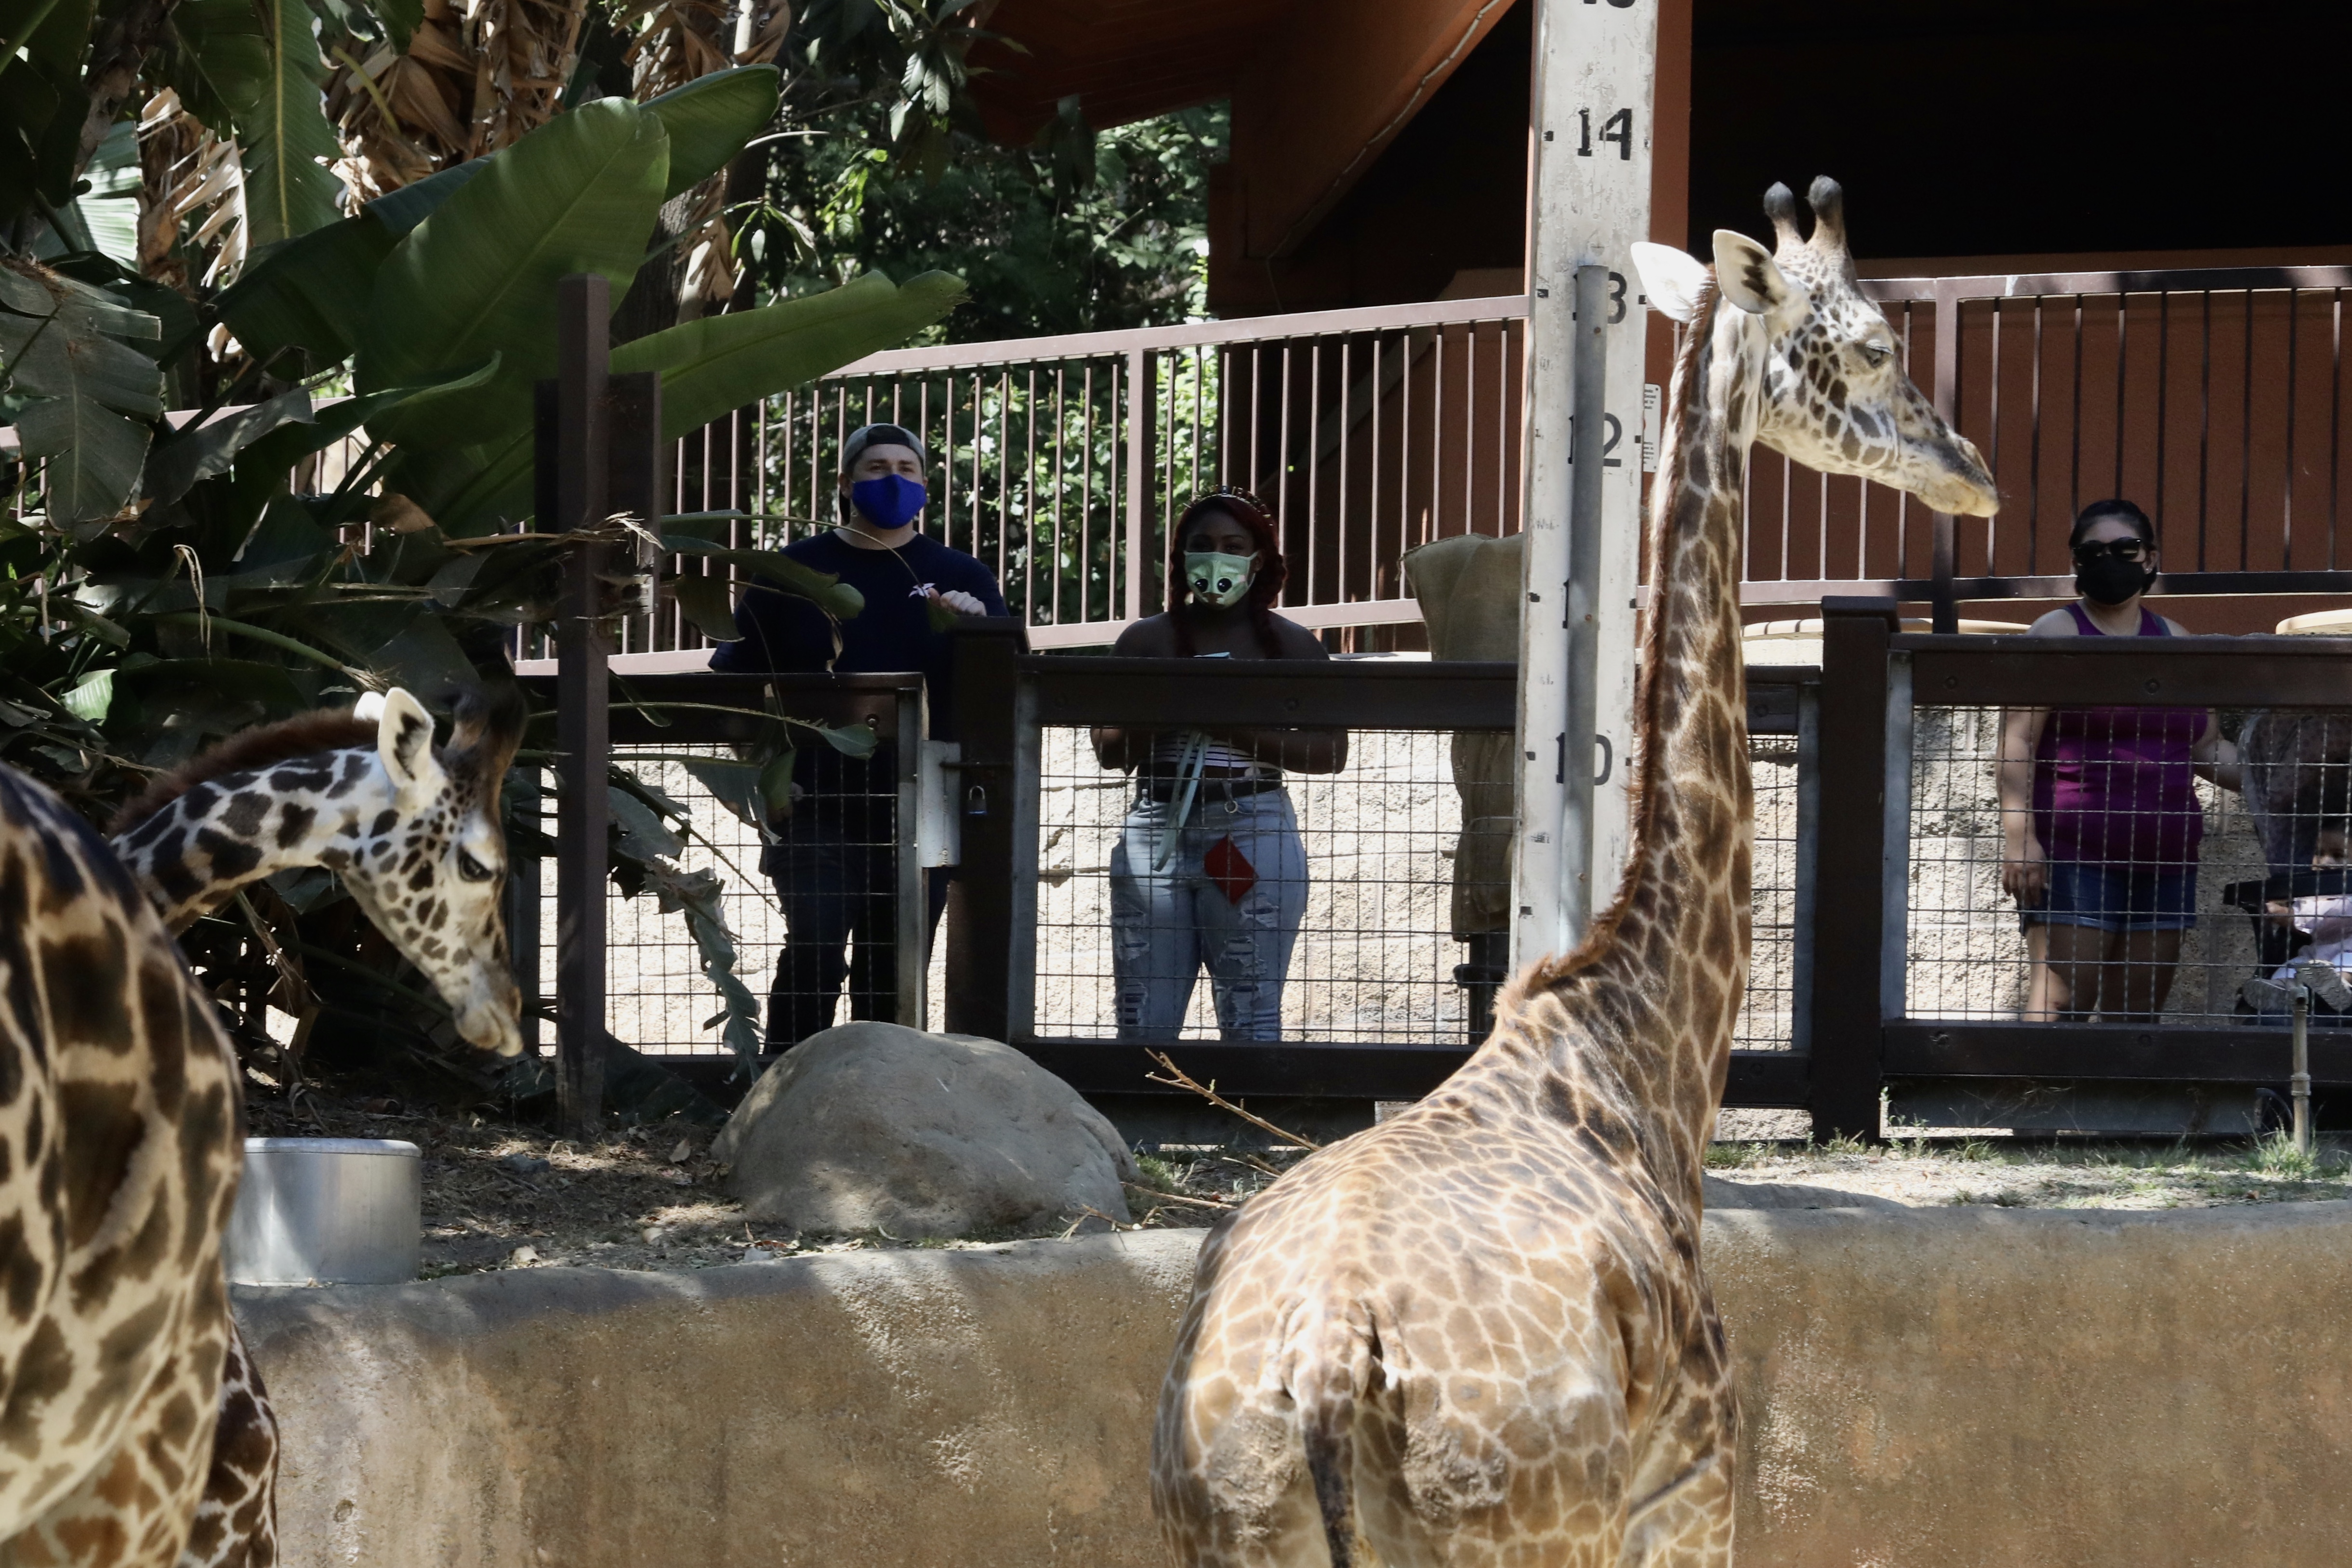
top-left (644, 66), bottom-right (781, 199)
top-left (240, 0), bottom-right (344, 246)
top-left (1, 73), bottom-right (963, 1095)
top-left (360, 98), bottom-right (672, 448)
top-left (0, 259), bottom-right (166, 525)
top-left (744, 98), bottom-right (1226, 340)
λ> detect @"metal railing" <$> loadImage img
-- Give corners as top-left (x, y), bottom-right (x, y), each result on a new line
top-left (596, 262), bottom-right (2352, 657)
top-left (616, 294), bottom-right (1530, 655)
top-left (1747, 266), bottom-right (2352, 619)
top-left (939, 645), bottom-right (1812, 1110)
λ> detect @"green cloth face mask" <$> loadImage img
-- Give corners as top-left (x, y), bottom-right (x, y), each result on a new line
top-left (1184, 551), bottom-right (1257, 608)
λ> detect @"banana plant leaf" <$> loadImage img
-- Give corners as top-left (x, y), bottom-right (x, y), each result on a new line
top-left (400, 271), bottom-right (963, 536)
top-left (643, 67), bottom-right (780, 199)
top-left (660, 535), bottom-right (864, 619)
top-left (238, 0), bottom-right (341, 247)
top-left (671, 573), bottom-right (740, 641)
top-left (612, 269), bottom-right (966, 437)
top-left (1, 264), bottom-right (164, 527)
top-left (358, 98), bottom-right (669, 449)
top-left (214, 213), bottom-right (399, 363)
top-left (645, 861), bottom-right (762, 1067)
top-left (143, 385), bottom-right (314, 506)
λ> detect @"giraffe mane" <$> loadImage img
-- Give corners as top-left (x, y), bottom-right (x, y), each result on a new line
top-left (107, 708), bottom-right (379, 836)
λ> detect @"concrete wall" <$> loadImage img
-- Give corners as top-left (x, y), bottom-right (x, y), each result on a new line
top-left (244, 1202), bottom-right (2352, 1567)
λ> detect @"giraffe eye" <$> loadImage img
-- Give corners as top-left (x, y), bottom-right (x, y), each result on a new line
top-left (1860, 342), bottom-right (1892, 368)
top-left (456, 849), bottom-right (496, 883)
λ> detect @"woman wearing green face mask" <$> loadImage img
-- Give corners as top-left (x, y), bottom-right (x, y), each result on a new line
top-left (1091, 491), bottom-right (1348, 1040)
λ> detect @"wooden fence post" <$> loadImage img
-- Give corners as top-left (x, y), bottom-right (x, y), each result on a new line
top-left (549, 274), bottom-right (611, 1140)
top-left (1809, 596), bottom-right (1899, 1142)
top-left (944, 619), bottom-right (1026, 1041)
top-left (1929, 280), bottom-right (1962, 634)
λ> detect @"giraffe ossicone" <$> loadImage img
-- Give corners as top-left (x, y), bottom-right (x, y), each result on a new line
top-left (1151, 177), bottom-right (1996, 1568)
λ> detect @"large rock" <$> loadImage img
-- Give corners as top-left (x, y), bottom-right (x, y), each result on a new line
top-left (711, 1023), bottom-right (1137, 1236)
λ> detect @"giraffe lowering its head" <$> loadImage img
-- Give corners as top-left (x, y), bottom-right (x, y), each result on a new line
top-left (100, 687), bottom-right (529, 1568)
top-left (109, 685), bottom-right (531, 1058)
top-left (1150, 178), bottom-right (1996, 1568)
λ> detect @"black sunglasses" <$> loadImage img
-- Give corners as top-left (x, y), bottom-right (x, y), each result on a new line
top-left (2072, 538), bottom-right (2151, 564)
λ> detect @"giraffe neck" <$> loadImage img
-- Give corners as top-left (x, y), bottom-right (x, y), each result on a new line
top-left (110, 747), bottom-right (396, 927)
top-left (1485, 285), bottom-right (1760, 1198)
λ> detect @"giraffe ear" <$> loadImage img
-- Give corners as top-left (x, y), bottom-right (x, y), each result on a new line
top-left (376, 687), bottom-right (446, 798)
top-left (1711, 230), bottom-right (1797, 317)
top-left (1630, 243), bottom-right (1710, 326)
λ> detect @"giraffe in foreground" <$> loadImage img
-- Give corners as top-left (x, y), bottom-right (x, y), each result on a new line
top-left (106, 684), bottom-right (531, 1568)
top-left (1150, 179), bottom-right (2001, 1567)
top-left (0, 765), bottom-right (245, 1566)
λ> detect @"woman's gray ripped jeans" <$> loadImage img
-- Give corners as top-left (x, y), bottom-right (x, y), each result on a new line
top-left (1108, 788), bottom-right (1308, 1040)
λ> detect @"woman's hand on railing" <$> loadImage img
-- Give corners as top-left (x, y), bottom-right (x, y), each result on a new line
top-left (2001, 835), bottom-right (2048, 907)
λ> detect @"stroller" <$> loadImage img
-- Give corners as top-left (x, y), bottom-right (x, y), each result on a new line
top-left (2222, 865), bottom-right (2352, 1023)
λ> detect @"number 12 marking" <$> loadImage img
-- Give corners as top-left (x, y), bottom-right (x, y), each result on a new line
top-left (1575, 108), bottom-right (1635, 161)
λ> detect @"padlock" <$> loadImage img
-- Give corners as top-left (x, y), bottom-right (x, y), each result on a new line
top-left (965, 783), bottom-right (988, 817)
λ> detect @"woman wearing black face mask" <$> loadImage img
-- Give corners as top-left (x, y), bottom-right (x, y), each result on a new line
top-left (1996, 499), bottom-right (2240, 1022)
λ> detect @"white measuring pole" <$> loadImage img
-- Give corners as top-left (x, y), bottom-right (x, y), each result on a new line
top-left (1511, 0), bottom-right (1656, 969)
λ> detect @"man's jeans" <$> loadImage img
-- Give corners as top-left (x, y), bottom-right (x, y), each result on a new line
top-left (1109, 788), bottom-right (1308, 1041)
top-left (762, 807), bottom-right (947, 1051)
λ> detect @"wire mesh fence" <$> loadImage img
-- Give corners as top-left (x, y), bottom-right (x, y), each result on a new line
top-left (526, 731), bottom-right (931, 1061)
top-left (1899, 703), bottom-right (2352, 1028)
top-left (1020, 722), bottom-right (1807, 1052)
top-left (1744, 730), bottom-right (1806, 1053)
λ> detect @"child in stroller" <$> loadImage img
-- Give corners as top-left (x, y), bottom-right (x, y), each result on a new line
top-left (2238, 822), bottom-right (2352, 1018)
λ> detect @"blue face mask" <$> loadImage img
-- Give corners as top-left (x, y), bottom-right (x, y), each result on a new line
top-left (849, 474), bottom-right (927, 531)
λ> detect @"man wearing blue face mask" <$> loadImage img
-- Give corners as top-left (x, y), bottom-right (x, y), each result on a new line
top-left (712, 422), bottom-right (1008, 1052)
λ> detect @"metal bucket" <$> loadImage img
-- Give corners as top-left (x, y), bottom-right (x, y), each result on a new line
top-left (225, 1138), bottom-right (422, 1286)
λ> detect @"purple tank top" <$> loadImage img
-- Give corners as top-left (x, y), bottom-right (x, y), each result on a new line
top-left (2031, 604), bottom-right (2206, 865)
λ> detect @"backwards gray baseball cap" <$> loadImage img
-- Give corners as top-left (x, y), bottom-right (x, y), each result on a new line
top-left (840, 422), bottom-right (927, 472)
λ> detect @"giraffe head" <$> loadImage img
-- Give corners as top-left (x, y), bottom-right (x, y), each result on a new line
top-left (344, 685), bottom-right (530, 1057)
top-left (1634, 176), bottom-right (2000, 517)
top-left (111, 684), bottom-right (531, 1058)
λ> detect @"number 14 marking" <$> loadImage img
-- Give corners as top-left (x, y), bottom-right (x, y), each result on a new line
top-left (1576, 108), bottom-right (1634, 161)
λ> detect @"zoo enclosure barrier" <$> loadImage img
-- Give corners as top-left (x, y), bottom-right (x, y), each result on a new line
top-left (509, 670), bottom-right (929, 1078)
top-left (940, 625), bottom-right (1818, 1121)
top-left (1809, 599), bottom-right (2352, 1140)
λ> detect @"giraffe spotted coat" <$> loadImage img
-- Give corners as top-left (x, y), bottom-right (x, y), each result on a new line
top-left (0, 766), bottom-right (244, 1566)
top-left (1151, 178), bottom-right (2001, 1567)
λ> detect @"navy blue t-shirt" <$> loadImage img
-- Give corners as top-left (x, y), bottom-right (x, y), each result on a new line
top-left (709, 529), bottom-right (1008, 741)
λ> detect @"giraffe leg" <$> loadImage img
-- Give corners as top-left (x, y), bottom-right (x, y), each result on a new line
top-left (1616, 1444), bottom-right (1733, 1568)
top-left (174, 1322), bottom-right (278, 1568)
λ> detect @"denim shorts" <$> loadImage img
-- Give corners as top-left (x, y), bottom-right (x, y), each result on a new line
top-left (2022, 859), bottom-right (2198, 933)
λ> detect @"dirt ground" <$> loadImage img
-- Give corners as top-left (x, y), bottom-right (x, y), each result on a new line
top-left (245, 1082), bottom-right (2352, 1280)
top-left (244, 1088), bottom-right (1295, 1278)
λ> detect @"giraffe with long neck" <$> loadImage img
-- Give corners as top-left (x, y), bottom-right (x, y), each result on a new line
top-left (1151, 178), bottom-right (2000, 1567)
top-left (109, 685), bottom-right (525, 1568)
